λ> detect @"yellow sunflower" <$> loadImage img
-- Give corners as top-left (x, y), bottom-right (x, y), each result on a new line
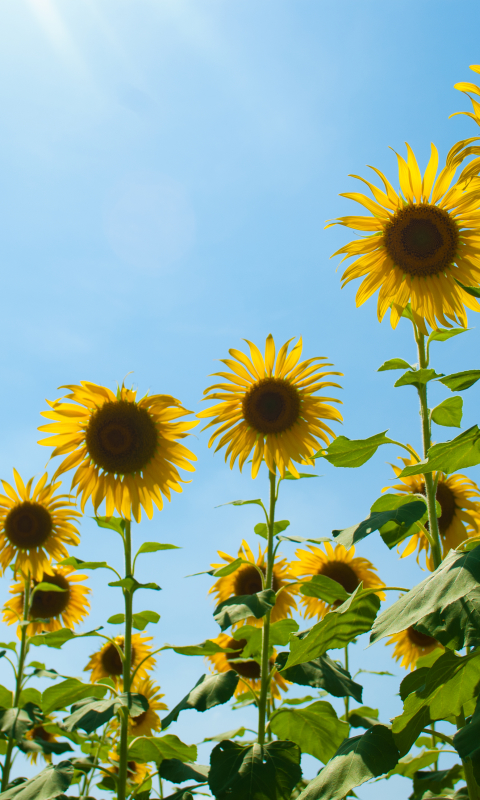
top-left (110, 677), bottom-right (167, 737)
top-left (453, 65), bottom-right (480, 127)
top-left (386, 627), bottom-right (443, 670)
top-left (210, 540), bottom-right (298, 624)
top-left (108, 751), bottom-right (151, 786)
top-left (84, 633), bottom-right (156, 686)
top-left (24, 719), bottom-right (59, 764)
top-left (291, 542), bottom-right (385, 620)
top-left (0, 470), bottom-right (80, 582)
top-left (387, 452), bottom-right (480, 570)
top-left (3, 565), bottom-right (90, 636)
top-left (206, 632), bottom-right (289, 699)
top-left (198, 334), bottom-right (342, 478)
top-left (328, 142), bottom-right (480, 332)
top-left (38, 381), bottom-right (197, 522)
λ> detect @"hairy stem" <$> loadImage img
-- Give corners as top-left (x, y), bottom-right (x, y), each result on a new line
top-left (257, 470), bottom-right (277, 745)
top-left (118, 519), bottom-right (134, 800)
top-left (344, 645), bottom-right (350, 723)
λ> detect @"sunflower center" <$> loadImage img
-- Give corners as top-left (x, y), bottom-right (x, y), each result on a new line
top-left (30, 573), bottom-right (70, 619)
top-left (100, 641), bottom-right (136, 676)
top-left (226, 638), bottom-right (261, 679)
top-left (242, 378), bottom-right (301, 435)
top-left (131, 710), bottom-right (148, 727)
top-left (30, 725), bottom-right (52, 742)
top-left (421, 480), bottom-right (456, 535)
top-left (4, 502), bottom-right (52, 549)
top-left (85, 400), bottom-right (159, 475)
top-left (233, 564), bottom-right (280, 596)
top-left (384, 204), bottom-right (459, 277)
top-left (318, 561), bottom-right (360, 595)
top-left (407, 626), bottom-right (437, 648)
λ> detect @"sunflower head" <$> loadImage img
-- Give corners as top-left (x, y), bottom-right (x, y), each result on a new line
top-left (206, 631), bottom-right (289, 699)
top-left (84, 633), bottom-right (156, 687)
top-left (198, 335), bottom-right (342, 478)
top-left (210, 540), bottom-right (298, 624)
top-left (39, 381), bottom-right (197, 522)
top-left (386, 626), bottom-right (443, 670)
top-left (328, 142), bottom-right (480, 332)
top-left (292, 542), bottom-right (385, 620)
top-left (108, 750), bottom-right (151, 786)
top-left (25, 719), bottom-right (58, 764)
top-left (0, 470), bottom-right (80, 581)
top-left (453, 66), bottom-right (480, 127)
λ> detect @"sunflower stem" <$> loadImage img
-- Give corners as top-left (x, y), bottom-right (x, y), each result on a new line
top-left (1, 572), bottom-right (31, 792)
top-left (118, 519), bottom-right (133, 800)
top-left (257, 469), bottom-right (277, 745)
top-left (344, 645), bottom-right (350, 724)
top-left (456, 708), bottom-right (480, 800)
top-left (415, 330), bottom-right (442, 570)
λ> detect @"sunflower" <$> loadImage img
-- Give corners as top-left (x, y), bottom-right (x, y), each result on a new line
top-left (198, 334), bottom-right (342, 478)
top-left (210, 540), bottom-right (298, 624)
top-left (328, 142), bottom-right (480, 332)
top-left (111, 677), bottom-right (167, 737)
top-left (84, 633), bottom-right (156, 686)
top-left (38, 381), bottom-right (197, 522)
top-left (0, 470), bottom-right (80, 582)
top-left (206, 632), bottom-right (289, 699)
top-left (387, 452), bottom-right (480, 570)
top-left (108, 750), bottom-right (151, 786)
top-left (453, 65), bottom-right (480, 127)
top-left (24, 719), bottom-right (59, 764)
top-left (3, 565), bottom-right (90, 636)
top-left (386, 627), bottom-right (443, 670)
top-left (291, 542), bottom-right (385, 620)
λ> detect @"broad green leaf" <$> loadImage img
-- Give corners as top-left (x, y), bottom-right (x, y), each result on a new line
top-left (0, 642), bottom-right (16, 652)
top-left (317, 431), bottom-right (394, 468)
top-left (454, 695), bottom-right (480, 784)
top-left (399, 426), bottom-right (480, 476)
top-left (161, 640), bottom-right (235, 657)
top-left (213, 589), bottom-right (276, 631)
top-left (31, 582), bottom-right (67, 595)
top-left (160, 759), bottom-right (209, 783)
top-left (58, 556), bottom-right (110, 571)
top-left (136, 542), bottom-right (180, 555)
top-left (212, 558), bottom-right (244, 577)
top-left (29, 627), bottom-right (103, 649)
top-left (162, 672), bottom-right (239, 729)
top-left (94, 515), bottom-right (126, 535)
top-left (439, 370), bottom-right (480, 392)
top-left (254, 521), bottom-right (290, 540)
top-left (333, 501), bottom-right (426, 549)
top-left (209, 740), bottom-right (302, 800)
top-left (394, 368), bottom-right (443, 388)
top-left (431, 396), bottom-right (463, 428)
top-left (277, 535), bottom-right (330, 545)
top-left (296, 725), bottom-right (399, 800)
top-left (18, 738), bottom-right (73, 757)
top-left (0, 685), bottom-right (13, 708)
top-left (64, 692), bottom-right (148, 734)
top-left (378, 358), bottom-right (412, 371)
top-left (162, 790), bottom-right (195, 800)
top-left (0, 703), bottom-right (43, 738)
top-left (42, 678), bottom-right (108, 715)
top-left (299, 575), bottom-right (350, 605)
top-left (0, 760), bottom-right (74, 800)
top-left (347, 707), bottom-right (379, 729)
top-left (284, 586), bottom-right (380, 669)
top-left (456, 281), bottom-right (480, 299)
top-left (412, 765), bottom-right (464, 799)
top-left (107, 613), bottom-right (125, 624)
top-left (385, 749), bottom-right (444, 779)
top-left (203, 727), bottom-right (246, 742)
top-left (128, 734), bottom-right (197, 765)
top-left (270, 701), bottom-right (348, 764)
top-left (370, 545), bottom-right (480, 650)
top-left (275, 652), bottom-right (363, 702)
top-left (269, 619), bottom-right (299, 646)
top-left (231, 620), bottom-right (299, 662)
top-left (18, 688), bottom-right (42, 708)
top-left (428, 326), bottom-right (468, 343)
top-left (108, 577), bottom-right (161, 592)
top-left (132, 610), bottom-right (161, 630)
top-left (282, 471), bottom-right (318, 480)
top-left (399, 668), bottom-right (430, 702)
top-left (369, 493), bottom-right (429, 549)
top-left (220, 499), bottom-right (265, 509)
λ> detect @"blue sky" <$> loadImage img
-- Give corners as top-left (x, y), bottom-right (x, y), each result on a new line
top-left (1, 0), bottom-right (480, 796)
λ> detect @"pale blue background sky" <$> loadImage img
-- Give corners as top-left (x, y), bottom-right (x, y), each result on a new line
top-left (0, 0), bottom-right (480, 797)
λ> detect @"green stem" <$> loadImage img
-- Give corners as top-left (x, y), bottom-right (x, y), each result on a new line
top-left (344, 645), bottom-right (349, 723)
top-left (456, 709), bottom-right (479, 800)
top-left (257, 470), bottom-right (277, 745)
top-left (415, 330), bottom-right (442, 570)
top-left (118, 519), bottom-right (134, 800)
top-left (1, 573), bottom-right (31, 791)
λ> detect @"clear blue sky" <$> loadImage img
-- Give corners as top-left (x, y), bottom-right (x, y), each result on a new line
top-left (1, 1), bottom-right (480, 796)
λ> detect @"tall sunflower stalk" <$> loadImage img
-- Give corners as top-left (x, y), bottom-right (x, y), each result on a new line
top-left (257, 469), bottom-right (277, 744)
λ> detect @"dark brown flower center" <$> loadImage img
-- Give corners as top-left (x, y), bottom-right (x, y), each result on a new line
top-left (131, 710), bottom-right (148, 727)
top-left (30, 725), bottom-right (53, 743)
top-left (100, 640), bottom-right (136, 676)
top-left (5, 502), bottom-right (52, 549)
top-left (233, 564), bottom-right (280, 596)
top-left (85, 400), bottom-right (159, 475)
top-left (421, 480), bottom-right (456, 535)
top-left (407, 626), bottom-right (437, 648)
top-left (242, 378), bottom-right (301, 435)
top-left (318, 561), bottom-right (360, 595)
top-left (384, 204), bottom-right (459, 277)
top-left (30, 573), bottom-right (70, 619)
top-left (226, 638), bottom-right (261, 679)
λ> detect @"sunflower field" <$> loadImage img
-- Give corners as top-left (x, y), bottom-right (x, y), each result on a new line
top-left (3, 8), bottom-right (480, 800)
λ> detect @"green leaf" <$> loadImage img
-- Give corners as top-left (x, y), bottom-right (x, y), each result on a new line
top-left (296, 725), bottom-right (399, 800)
top-left (275, 653), bottom-right (363, 702)
top-left (370, 545), bottom-right (480, 651)
top-left (209, 740), bottom-right (302, 800)
top-left (159, 759), bottom-right (209, 783)
top-left (0, 685), bottom-right (13, 708)
top-left (378, 358), bottom-right (412, 371)
top-left (220, 499), bottom-right (265, 509)
top-left (369, 493), bottom-right (430, 549)
top-left (161, 640), bottom-right (235, 657)
top-left (42, 678), bottom-right (108, 715)
top-left (394, 369), bottom-right (443, 388)
top-left (428, 326), bottom-right (469, 343)
top-left (0, 641), bottom-right (16, 652)
top-left (347, 707), bottom-right (380, 729)
top-left (94, 515), bottom-right (126, 535)
top-left (270, 701), bottom-right (348, 764)
top-left (276, 535), bottom-right (331, 545)
top-left (0, 760), bottom-right (74, 800)
top-left (299, 575), bottom-right (350, 605)
top-left (29, 627), bottom-right (103, 649)
top-left (162, 672), bottom-right (239, 729)
top-left (412, 765), bottom-right (464, 799)
top-left (384, 749), bottom-right (443, 779)
top-left (269, 619), bottom-right (299, 646)
top-left (18, 688), bottom-right (42, 708)
top-left (454, 695), bottom-right (480, 784)
top-left (333, 501), bottom-right (426, 549)
top-left (284, 586), bottom-right (381, 669)
top-left (17, 738), bottom-right (73, 757)
top-left (318, 431), bottom-right (394, 468)
top-left (136, 541), bottom-right (180, 555)
top-left (132, 610), bottom-right (161, 630)
top-left (63, 692), bottom-right (148, 734)
top-left (211, 558), bottom-right (244, 577)
top-left (254, 521), bottom-right (290, 540)
top-left (203, 727), bottom-right (246, 742)
top-left (31, 582), bottom-right (67, 595)
top-left (213, 589), bottom-right (276, 631)
top-left (399, 425), bottom-right (480, 476)
top-left (108, 577), bottom-right (161, 592)
top-left (230, 620), bottom-right (299, 662)
top-left (107, 613), bottom-right (125, 624)
top-left (129, 734), bottom-right (198, 765)
top-left (282, 472), bottom-right (318, 480)
top-left (0, 703), bottom-right (43, 738)
top-left (431, 396), bottom-right (463, 428)
top-left (439, 370), bottom-right (480, 392)
top-left (57, 556), bottom-right (110, 571)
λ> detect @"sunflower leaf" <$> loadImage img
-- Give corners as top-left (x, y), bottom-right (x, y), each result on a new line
top-left (427, 326), bottom-right (469, 343)
top-left (347, 707), bottom-right (380, 729)
top-left (160, 759), bottom-right (209, 784)
top-left (93, 516), bottom-right (126, 536)
top-left (30, 582), bottom-right (67, 597)
top-left (160, 640), bottom-right (236, 657)
top-left (0, 703), bottom-right (43, 738)
top-left (394, 369), bottom-right (444, 389)
top-left (332, 501), bottom-right (426, 549)
top-left (219, 499), bottom-right (266, 509)
top-left (316, 431), bottom-right (394, 468)
top-left (282, 471), bottom-right (319, 480)
top-left (277, 535), bottom-right (331, 545)
top-left (382, 748), bottom-right (440, 779)
top-left (208, 740), bottom-right (302, 800)
top-left (456, 281), bottom-right (480, 299)
top-left (254, 521), bottom-right (290, 540)
top-left (0, 685), bottom-right (13, 708)
top-left (454, 695), bottom-right (480, 784)
top-left (378, 358), bottom-right (412, 371)
top-left (17, 738), bottom-right (74, 757)
top-left (213, 589), bottom-right (276, 631)
top-left (42, 678), bottom-right (108, 715)
top-left (412, 765), bottom-right (464, 799)
top-left (161, 672), bottom-right (239, 729)
top-left (107, 613), bottom-right (125, 624)
top-left (438, 370), bottom-right (480, 392)
top-left (369, 494), bottom-right (430, 548)
top-left (431, 396), bottom-right (463, 428)
top-left (0, 760), bottom-right (74, 800)
top-left (132, 610), bottom-right (161, 630)
top-left (29, 627), bottom-right (104, 649)
top-left (203, 727), bottom-right (246, 742)
top-left (58, 556), bottom-right (111, 571)
top-left (299, 575), bottom-right (350, 604)
top-left (398, 426), bottom-right (480, 476)
top-left (136, 542), bottom-right (181, 555)
top-left (108, 577), bottom-right (161, 592)
top-left (270, 701), bottom-right (349, 764)
top-left (275, 652), bottom-right (363, 702)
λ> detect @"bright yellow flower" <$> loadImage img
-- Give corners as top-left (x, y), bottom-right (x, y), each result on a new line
top-left (198, 334), bottom-right (342, 478)
top-left (328, 143), bottom-right (480, 332)
top-left (3, 565), bottom-right (90, 636)
top-left (0, 470), bottom-right (80, 581)
top-left (84, 633), bottom-right (156, 687)
top-left (38, 381), bottom-right (197, 522)
top-left (386, 627), bottom-right (443, 670)
top-left (387, 452), bottom-right (480, 570)
top-left (110, 677), bottom-right (167, 738)
top-left (108, 751), bottom-right (151, 786)
top-left (453, 65), bottom-right (480, 127)
top-left (210, 540), bottom-right (298, 625)
top-left (292, 542), bottom-right (385, 620)
top-left (206, 631), bottom-right (289, 699)
top-left (24, 719), bottom-right (59, 764)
